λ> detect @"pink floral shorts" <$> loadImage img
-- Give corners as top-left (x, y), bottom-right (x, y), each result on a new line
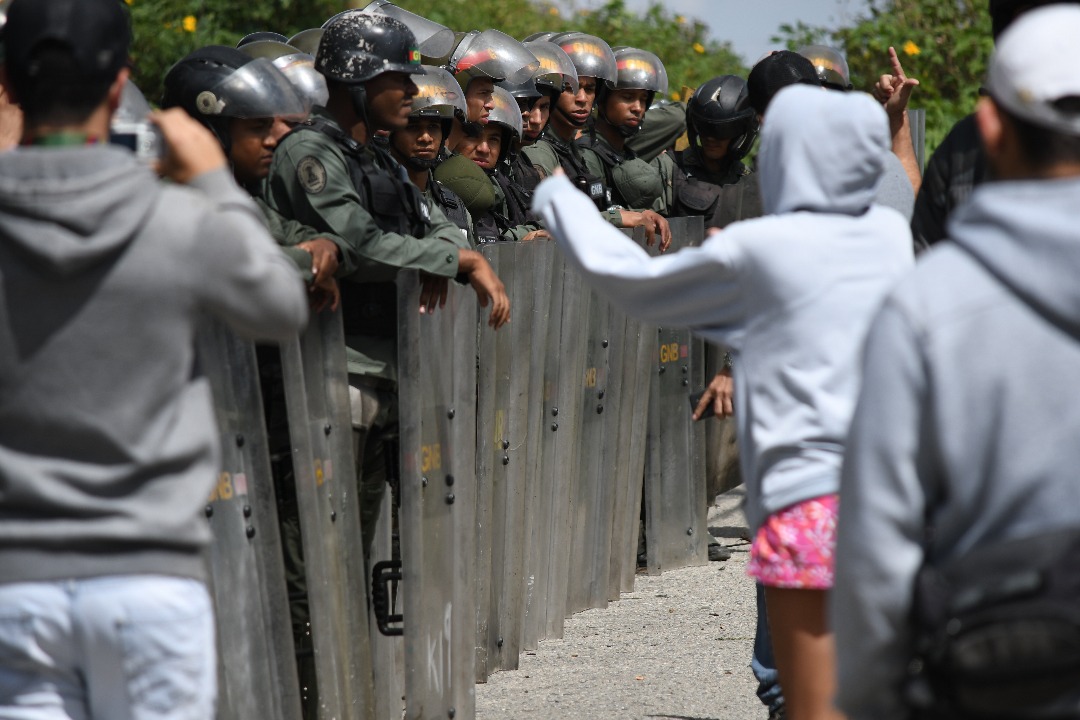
top-left (746, 494), bottom-right (839, 590)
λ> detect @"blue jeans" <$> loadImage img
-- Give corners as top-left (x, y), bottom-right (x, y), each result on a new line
top-left (752, 582), bottom-right (784, 714)
top-left (0, 575), bottom-right (216, 720)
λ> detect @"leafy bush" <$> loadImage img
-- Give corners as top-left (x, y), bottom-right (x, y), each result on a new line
top-left (774, 0), bottom-right (993, 153)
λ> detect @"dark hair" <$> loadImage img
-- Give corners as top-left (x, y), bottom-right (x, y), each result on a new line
top-left (10, 41), bottom-right (114, 126)
top-left (1005, 97), bottom-right (1080, 168)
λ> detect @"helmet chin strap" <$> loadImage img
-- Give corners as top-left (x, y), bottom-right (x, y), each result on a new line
top-left (406, 157), bottom-right (440, 170)
top-left (349, 84), bottom-right (374, 136)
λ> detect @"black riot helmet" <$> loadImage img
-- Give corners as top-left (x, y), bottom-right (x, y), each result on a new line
top-left (162, 45), bottom-right (309, 155)
top-left (315, 12), bottom-right (425, 85)
top-left (316, 12), bottom-right (424, 130)
top-left (797, 45), bottom-right (853, 91)
top-left (323, 2), bottom-right (455, 57)
top-left (686, 75), bottom-right (758, 162)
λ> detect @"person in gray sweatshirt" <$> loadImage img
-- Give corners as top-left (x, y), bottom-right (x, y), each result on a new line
top-left (834, 7), bottom-right (1080, 719)
top-left (533, 83), bottom-right (912, 720)
top-left (0, 0), bottom-right (308, 717)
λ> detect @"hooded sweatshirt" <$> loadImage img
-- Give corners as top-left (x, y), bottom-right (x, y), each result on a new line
top-left (833, 175), bottom-right (1080, 720)
top-left (532, 84), bottom-right (913, 532)
top-left (0, 145), bottom-right (308, 584)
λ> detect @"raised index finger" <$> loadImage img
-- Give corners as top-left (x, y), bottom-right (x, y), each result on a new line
top-left (888, 46), bottom-right (906, 81)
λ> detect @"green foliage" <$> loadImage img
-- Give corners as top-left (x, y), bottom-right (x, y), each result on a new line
top-left (127, 0), bottom-right (347, 105)
top-left (773, 0), bottom-right (993, 153)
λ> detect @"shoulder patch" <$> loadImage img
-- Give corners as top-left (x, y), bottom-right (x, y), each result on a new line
top-left (296, 156), bottom-right (327, 194)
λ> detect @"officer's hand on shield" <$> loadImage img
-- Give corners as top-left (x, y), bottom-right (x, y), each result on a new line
top-left (297, 238), bottom-right (341, 285)
top-left (693, 368), bottom-right (734, 421)
top-left (522, 229), bottom-right (551, 242)
top-left (150, 108), bottom-right (227, 184)
top-left (641, 210), bottom-right (672, 252)
top-left (419, 274), bottom-right (449, 315)
top-left (458, 249), bottom-right (510, 329)
top-left (309, 274), bottom-right (341, 313)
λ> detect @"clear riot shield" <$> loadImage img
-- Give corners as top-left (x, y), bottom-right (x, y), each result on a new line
top-left (567, 285), bottom-right (627, 614)
top-left (643, 216), bottom-right (709, 574)
top-left (608, 227), bottom-right (654, 597)
top-left (369, 485), bottom-right (404, 720)
top-left (197, 319), bottom-right (302, 720)
top-left (397, 271), bottom-right (478, 720)
top-left (519, 242), bottom-right (557, 651)
top-left (526, 251), bottom-right (589, 641)
top-left (279, 308), bottom-right (375, 720)
top-left (475, 242), bottom-right (542, 677)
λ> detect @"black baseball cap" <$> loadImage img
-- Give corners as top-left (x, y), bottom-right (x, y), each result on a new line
top-left (747, 50), bottom-right (819, 116)
top-left (3, 0), bottom-right (130, 81)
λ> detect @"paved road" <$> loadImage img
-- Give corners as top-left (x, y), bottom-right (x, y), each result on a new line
top-left (476, 487), bottom-right (764, 720)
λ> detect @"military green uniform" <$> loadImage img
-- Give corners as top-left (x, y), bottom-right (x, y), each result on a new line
top-left (579, 130), bottom-right (677, 216)
top-left (256, 197), bottom-right (350, 284)
top-left (674, 147), bottom-right (763, 229)
top-left (263, 107), bottom-right (471, 555)
top-left (264, 108), bottom-right (470, 382)
top-left (522, 131), bottom-right (614, 219)
top-left (626, 100), bottom-right (688, 163)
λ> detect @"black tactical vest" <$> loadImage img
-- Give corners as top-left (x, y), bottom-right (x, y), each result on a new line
top-left (540, 130), bottom-right (611, 211)
top-left (289, 118), bottom-right (433, 339)
top-left (429, 178), bottom-right (471, 235)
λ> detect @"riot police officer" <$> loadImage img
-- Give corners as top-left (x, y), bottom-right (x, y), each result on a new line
top-left (456, 85), bottom-right (546, 242)
top-left (498, 39), bottom-right (578, 194)
top-left (387, 65), bottom-right (475, 239)
top-left (578, 46), bottom-right (677, 216)
top-left (675, 74), bottom-right (762, 229)
top-left (428, 29), bottom-right (538, 153)
top-left (261, 11), bottom-right (509, 556)
top-left (522, 31), bottom-right (669, 246)
top-left (162, 45), bottom-right (343, 305)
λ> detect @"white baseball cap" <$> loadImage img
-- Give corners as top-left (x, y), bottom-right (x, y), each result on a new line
top-left (986, 4), bottom-right (1080, 135)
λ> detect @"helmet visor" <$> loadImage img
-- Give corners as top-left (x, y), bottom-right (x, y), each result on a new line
top-left (613, 48), bottom-right (667, 93)
top-left (361, 1), bottom-right (455, 58)
top-left (454, 29), bottom-right (539, 86)
top-left (203, 58), bottom-right (311, 121)
top-left (412, 65), bottom-right (467, 119)
top-left (524, 40), bottom-right (579, 94)
top-left (488, 85), bottom-right (523, 140)
top-left (115, 79), bottom-right (153, 124)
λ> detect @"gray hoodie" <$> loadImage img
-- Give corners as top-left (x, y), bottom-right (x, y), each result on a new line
top-left (0, 145), bottom-right (308, 584)
top-left (534, 84), bottom-right (913, 532)
top-left (834, 175), bottom-right (1080, 720)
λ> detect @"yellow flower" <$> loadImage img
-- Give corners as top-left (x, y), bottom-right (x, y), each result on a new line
top-left (675, 15), bottom-right (686, 24)
top-left (548, 6), bottom-right (559, 16)
top-left (692, 42), bottom-right (705, 54)
top-left (182, 15), bottom-right (197, 33)
top-left (903, 40), bottom-right (920, 56)
top-left (124, 0), bottom-right (133, 5)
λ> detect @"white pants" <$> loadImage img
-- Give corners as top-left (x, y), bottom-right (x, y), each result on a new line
top-left (0, 575), bottom-right (215, 720)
